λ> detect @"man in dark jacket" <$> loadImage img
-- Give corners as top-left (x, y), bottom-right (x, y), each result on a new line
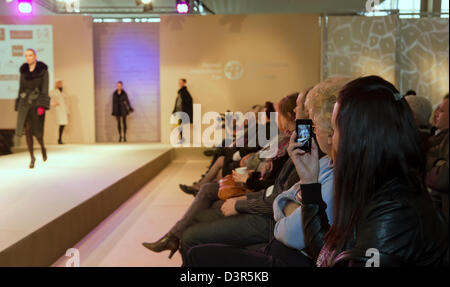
top-left (173, 79), bottom-right (193, 143)
top-left (427, 94), bottom-right (449, 223)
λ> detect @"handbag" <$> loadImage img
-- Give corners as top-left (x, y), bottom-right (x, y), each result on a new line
top-left (121, 99), bottom-right (131, 114)
top-left (218, 174), bottom-right (252, 200)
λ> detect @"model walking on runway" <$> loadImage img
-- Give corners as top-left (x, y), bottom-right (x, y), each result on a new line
top-left (50, 79), bottom-right (69, 144)
top-left (112, 81), bottom-right (134, 142)
top-left (14, 49), bottom-right (50, 169)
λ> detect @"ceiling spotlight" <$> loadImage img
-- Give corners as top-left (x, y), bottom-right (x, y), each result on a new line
top-left (176, 0), bottom-right (189, 14)
top-left (136, 0), bottom-right (153, 12)
top-left (18, 0), bottom-right (32, 14)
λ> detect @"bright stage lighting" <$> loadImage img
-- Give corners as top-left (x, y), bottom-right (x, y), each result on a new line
top-left (136, 0), bottom-right (153, 12)
top-left (18, 0), bottom-right (33, 14)
top-left (176, 0), bottom-right (189, 14)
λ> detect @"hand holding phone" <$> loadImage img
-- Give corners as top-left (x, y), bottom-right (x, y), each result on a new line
top-left (295, 119), bottom-right (312, 152)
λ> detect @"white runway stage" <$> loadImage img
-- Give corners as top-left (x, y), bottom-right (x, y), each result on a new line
top-left (0, 143), bottom-right (173, 266)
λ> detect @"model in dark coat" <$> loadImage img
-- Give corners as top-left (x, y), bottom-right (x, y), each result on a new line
top-left (112, 82), bottom-right (134, 142)
top-left (15, 58), bottom-right (50, 169)
top-left (173, 86), bottom-right (193, 124)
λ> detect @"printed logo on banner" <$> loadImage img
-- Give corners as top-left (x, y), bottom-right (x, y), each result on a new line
top-left (12, 45), bottom-right (23, 57)
top-left (0, 28), bottom-right (5, 41)
top-left (10, 30), bottom-right (33, 40)
top-left (224, 61), bottom-right (244, 80)
top-left (37, 28), bottom-right (50, 43)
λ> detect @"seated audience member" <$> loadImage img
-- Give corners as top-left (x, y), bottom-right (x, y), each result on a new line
top-left (426, 94), bottom-right (449, 223)
top-left (272, 78), bottom-right (350, 251)
top-left (185, 78), bottom-right (351, 267)
top-left (430, 105), bottom-right (440, 136)
top-left (142, 94), bottom-right (299, 261)
top-left (297, 76), bottom-right (448, 267)
top-left (405, 95), bottom-right (433, 134)
top-left (179, 103), bottom-right (276, 196)
top-left (405, 95), bottom-right (434, 153)
top-left (237, 102), bottom-right (277, 171)
top-left (405, 89), bottom-right (417, 97)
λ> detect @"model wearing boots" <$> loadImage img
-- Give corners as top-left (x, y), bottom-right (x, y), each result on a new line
top-left (112, 81), bottom-right (134, 142)
top-left (14, 49), bottom-right (50, 169)
top-left (50, 79), bottom-right (69, 144)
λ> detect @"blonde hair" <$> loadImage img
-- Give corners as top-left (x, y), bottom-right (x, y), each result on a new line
top-left (305, 77), bottom-right (352, 132)
top-left (26, 48), bottom-right (37, 55)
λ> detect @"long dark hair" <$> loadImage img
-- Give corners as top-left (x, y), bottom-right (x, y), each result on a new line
top-left (323, 76), bottom-right (427, 264)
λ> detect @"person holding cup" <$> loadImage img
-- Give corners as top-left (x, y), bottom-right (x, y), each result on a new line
top-left (142, 93), bottom-right (298, 261)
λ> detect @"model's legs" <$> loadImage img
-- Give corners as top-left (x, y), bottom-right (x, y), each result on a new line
top-left (116, 116), bottom-right (122, 141)
top-left (122, 116), bottom-right (127, 142)
top-left (25, 119), bottom-right (35, 168)
top-left (58, 125), bottom-right (65, 144)
top-left (35, 133), bottom-right (47, 162)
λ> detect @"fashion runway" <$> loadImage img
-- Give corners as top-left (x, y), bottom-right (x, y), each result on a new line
top-left (0, 143), bottom-right (173, 266)
top-left (51, 159), bottom-right (208, 267)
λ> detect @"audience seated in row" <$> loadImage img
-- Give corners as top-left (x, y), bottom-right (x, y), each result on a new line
top-left (143, 94), bottom-right (299, 261)
top-left (184, 76), bottom-right (449, 267)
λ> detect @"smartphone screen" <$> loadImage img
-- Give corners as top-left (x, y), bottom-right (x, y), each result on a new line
top-left (296, 119), bottom-right (312, 152)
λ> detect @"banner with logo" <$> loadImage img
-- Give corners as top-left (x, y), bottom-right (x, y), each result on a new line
top-left (0, 25), bottom-right (54, 99)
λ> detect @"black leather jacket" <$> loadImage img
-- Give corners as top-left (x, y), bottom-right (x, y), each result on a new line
top-left (301, 178), bottom-right (449, 267)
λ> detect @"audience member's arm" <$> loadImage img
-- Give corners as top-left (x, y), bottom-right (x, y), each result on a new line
top-left (426, 135), bottom-right (449, 193)
top-left (246, 154), bottom-right (288, 191)
top-left (274, 206), bottom-right (305, 250)
top-left (426, 157), bottom-right (449, 193)
top-left (273, 182), bottom-right (301, 221)
top-left (284, 201), bottom-right (300, 216)
top-left (235, 186), bottom-right (284, 216)
top-left (301, 183), bottom-right (330, 260)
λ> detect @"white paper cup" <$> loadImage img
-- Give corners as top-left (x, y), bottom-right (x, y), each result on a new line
top-left (236, 167), bottom-right (248, 175)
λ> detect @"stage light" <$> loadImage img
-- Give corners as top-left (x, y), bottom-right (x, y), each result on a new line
top-left (176, 0), bottom-right (189, 14)
top-left (136, 0), bottom-right (153, 12)
top-left (18, 0), bottom-right (32, 14)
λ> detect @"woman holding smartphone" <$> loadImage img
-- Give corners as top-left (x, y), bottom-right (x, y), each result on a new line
top-left (185, 76), bottom-right (449, 267)
top-left (184, 78), bottom-right (348, 267)
top-left (15, 48), bottom-right (50, 169)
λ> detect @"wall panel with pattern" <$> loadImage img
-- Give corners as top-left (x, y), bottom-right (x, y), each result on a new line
top-left (324, 15), bottom-right (449, 106)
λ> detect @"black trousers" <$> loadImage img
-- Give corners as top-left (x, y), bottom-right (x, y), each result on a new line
top-left (179, 208), bottom-right (272, 264)
top-left (116, 116), bottom-right (127, 136)
top-left (184, 239), bottom-right (315, 267)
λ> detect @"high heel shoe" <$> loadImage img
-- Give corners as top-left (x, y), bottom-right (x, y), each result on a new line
top-left (142, 233), bottom-right (180, 259)
top-left (42, 148), bottom-right (47, 162)
top-left (179, 184), bottom-right (198, 196)
top-left (29, 156), bottom-right (36, 169)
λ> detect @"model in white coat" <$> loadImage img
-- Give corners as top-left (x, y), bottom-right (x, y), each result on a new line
top-left (50, 79), bottom-right (69, 144)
